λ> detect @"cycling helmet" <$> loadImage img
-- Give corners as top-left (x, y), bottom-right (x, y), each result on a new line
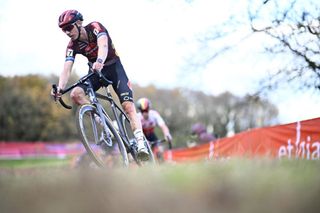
top-left (191, 123), bottom-right (207, 135)
top-left (58, 10), bottom-right (83, 28)
top-left (136, 98), bottom-right (151, 112)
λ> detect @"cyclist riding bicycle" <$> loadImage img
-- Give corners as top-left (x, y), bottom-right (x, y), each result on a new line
top-left (51, 9), bottom-right (149, 161)
top-left (136, 98), bottom-right (173, 155)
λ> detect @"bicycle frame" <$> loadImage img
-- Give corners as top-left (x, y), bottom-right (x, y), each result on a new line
top-left (94, 87), bottom-right (133, 151)
top-left (52, 70), bottom-right (135, 158)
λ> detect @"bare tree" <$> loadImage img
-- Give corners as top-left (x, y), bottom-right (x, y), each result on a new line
top-left (249, 0), bottom-right (320, 92)
top-left (187, 0), bottom-right (320, 94)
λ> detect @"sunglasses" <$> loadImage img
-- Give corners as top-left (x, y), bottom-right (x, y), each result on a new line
top-left (62, 24), bottom-right (75, 32)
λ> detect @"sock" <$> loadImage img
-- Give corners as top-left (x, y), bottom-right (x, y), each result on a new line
top-left (133, 129), bottom-right (144, 142)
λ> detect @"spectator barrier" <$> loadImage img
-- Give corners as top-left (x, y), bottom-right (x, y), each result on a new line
top-left (163, 117), bottom-right (320, 162)
top-left (1, 117), bottom-right (320, 162)
top-left (0, 142), bottom-right (85, 159)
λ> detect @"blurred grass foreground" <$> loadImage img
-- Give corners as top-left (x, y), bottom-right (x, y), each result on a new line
top-left (1, 158), bottom-right (319, 213)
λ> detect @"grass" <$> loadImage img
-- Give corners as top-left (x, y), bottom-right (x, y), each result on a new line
top-left (0, 158), bottom-right (319, 213)
top-left (0, 158), bottom-right (71, 168)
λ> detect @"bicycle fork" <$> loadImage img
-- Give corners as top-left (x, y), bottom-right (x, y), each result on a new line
top-left (96, 106), bottom-right (113, 147)
top-left (88, 88), bottom-right (113, 147)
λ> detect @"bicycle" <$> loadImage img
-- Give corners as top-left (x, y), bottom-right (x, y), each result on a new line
top-left (52, 65), bottom-right (155, 168)
top-left (148, 139), bottom-right (172, 163)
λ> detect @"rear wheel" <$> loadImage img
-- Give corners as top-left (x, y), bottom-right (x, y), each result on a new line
top-left (120, 113), bottom-right (155, 165)
top-left (120, 113), bottom-right (140, 165)
top-left (76, 104), bottom-right (129, 168)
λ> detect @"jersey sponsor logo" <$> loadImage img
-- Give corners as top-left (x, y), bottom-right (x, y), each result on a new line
top-left (79, 43), bottom-right (87, 49)
top-left (85, 46), bottom-right (98, 55)
top-left (120, 92), bottom-right (133, 102)
top-left (93, 28), bottom-right (99, 36)
top-left (66, 49), bottom-right (74, 57)
top-left (120, 95), bottom-right (132, 101)
top-left (123, 96), bottom-right (131, 101)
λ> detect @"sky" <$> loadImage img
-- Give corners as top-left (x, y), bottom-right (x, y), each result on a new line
top-left (1, 0), bottom-right (320, 124)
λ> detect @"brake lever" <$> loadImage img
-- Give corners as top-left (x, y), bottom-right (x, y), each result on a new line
top-left (52, 84), bottom-right (72, 110)
top-left (52, 84), bottom-right (58, 102)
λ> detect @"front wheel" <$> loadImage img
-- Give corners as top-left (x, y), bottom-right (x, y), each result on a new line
top-left (76, 104), bottom-right (129, 168)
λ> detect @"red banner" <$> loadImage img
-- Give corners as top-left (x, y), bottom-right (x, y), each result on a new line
top-left (0, 142), bottom-right (84, 159)
top-left (164, 117), bottom-right (320, 162)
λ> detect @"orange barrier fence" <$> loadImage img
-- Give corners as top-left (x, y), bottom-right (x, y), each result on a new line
top-left (163, 117), bottom-right (320, 162)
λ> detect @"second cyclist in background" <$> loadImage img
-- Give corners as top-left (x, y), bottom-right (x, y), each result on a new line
top-left (136, 98), bottom-right (173, 160)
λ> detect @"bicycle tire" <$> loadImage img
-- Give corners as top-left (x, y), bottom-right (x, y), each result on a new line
top-left (145, 139), bottom-right (156, 164)
top-left (119, 113), bottom-right (140, 165)
top-left (76, 104), bottom-right (129, 168)
top-left (120, 113), bottom-right (156, 165)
